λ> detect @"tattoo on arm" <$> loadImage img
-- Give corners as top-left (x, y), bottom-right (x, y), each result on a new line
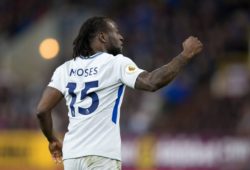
top-left (135, 53), bottom-right (190, 91)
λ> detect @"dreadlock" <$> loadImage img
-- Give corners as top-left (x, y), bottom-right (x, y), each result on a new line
top-left (72, 16), bottom-right (111, 59)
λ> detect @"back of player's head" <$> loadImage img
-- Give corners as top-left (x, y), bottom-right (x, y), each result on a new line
top-left (72, 16), bottom-right (111, 59)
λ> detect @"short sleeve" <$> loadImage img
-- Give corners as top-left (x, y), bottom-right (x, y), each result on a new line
top-left (115, 55), bottom-right (145, 88)
top-left (48, 66), bottom-right (65, 94)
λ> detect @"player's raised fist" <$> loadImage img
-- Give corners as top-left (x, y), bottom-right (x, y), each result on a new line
top-left (181, 36), bottom-right (203, 59)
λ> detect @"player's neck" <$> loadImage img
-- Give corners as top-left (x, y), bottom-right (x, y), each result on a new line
top-left (92, 47), bottom-right (106, 54)
top-left (90, 42), bottom-right (107, 55)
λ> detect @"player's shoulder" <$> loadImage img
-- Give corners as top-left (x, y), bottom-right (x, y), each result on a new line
top-left (57, 59), bottom-right (72, 69)
top-left (93, 52), bottom-right (128, 63)
top-left (114, 54), bottom-right (127, 59)
top-left (113, 54), bottom-right (134, 64)
top-left (111, 53), bottom-right (129, 60)
top-left (99, 52), bottom-right (124, 59)
top-left (98, 52), bottom-right (117, 61)
top-left (52, 59), bottom-right (74, 74)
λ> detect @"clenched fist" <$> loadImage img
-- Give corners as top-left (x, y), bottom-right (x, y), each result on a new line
top-left (181, 36), bottom-right (203, 59)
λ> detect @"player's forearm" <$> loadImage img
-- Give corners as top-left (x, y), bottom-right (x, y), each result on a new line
top-left (149, 53), bottom-right (189, 89)
top-left (37, 111), bottom-right (58, 143)
top-left (135, 53), bottom-right (190, 91)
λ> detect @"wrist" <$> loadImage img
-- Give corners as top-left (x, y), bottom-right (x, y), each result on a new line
top-left (180, 51), bottom-right (193, 59)
top-left (47, 135), bottom-right (58, 143)
top-left (178, 53), bottom-right (191, 64)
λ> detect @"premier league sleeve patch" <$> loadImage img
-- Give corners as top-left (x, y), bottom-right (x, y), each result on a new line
top-left (125, 65), bottom-right (138, 74)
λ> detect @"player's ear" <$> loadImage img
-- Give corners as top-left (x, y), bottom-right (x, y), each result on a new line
top-left (98, 32), bottom-right (108, 43)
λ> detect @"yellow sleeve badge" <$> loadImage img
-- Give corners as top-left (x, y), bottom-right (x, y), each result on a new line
top-left (125, 65), bottom-right (137, 74)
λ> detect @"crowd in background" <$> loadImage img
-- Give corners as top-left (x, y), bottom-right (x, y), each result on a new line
top-left (0, 0), bottom-right (249, 138)
top-left (0, 0), bottom-right (50, 38)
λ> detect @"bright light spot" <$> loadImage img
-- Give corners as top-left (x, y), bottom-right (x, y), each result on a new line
top-left (39, 38), bottom-right (60, 59)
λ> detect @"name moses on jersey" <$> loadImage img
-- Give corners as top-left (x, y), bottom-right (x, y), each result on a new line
top-left (70, 67), bottom-right (98, 77)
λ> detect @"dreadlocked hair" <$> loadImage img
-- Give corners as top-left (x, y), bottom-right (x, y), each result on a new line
top-left (72, 16), bottom-right (111, 59)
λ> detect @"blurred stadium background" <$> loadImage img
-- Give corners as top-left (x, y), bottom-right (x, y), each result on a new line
top-left (0, 0), bottom-right (249, 169)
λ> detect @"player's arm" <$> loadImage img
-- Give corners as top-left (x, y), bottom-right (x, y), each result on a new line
top-left (135, 36), bottom-right (203, 91)
top-left (36, 87), bottom-right (63, 163)
top-left (36, 87), bottom-right (63, 142)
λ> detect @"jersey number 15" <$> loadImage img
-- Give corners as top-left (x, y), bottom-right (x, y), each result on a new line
top-left (66, 81), bottom-right (99, 117)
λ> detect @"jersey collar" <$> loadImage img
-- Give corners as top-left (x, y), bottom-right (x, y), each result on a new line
top-left (80, 52), bottom-right (103, 59)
